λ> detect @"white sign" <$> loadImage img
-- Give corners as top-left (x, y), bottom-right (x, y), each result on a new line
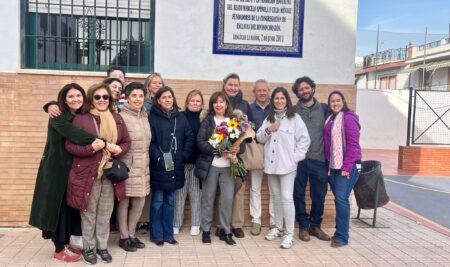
top-left (223, 0), bottom-right (295, 47)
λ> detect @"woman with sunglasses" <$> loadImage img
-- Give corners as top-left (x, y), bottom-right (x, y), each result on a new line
top-left (65, 83), bottom-right (131, 264)
top-left (30, 83), bottom-right (103, 263)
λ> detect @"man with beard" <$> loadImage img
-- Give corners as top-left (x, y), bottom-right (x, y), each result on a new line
top-left (292, 76), bottom-right (331, 242)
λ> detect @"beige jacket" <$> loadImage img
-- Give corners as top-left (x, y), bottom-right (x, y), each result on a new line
top-left (120, 103), bottom-right (151, 197)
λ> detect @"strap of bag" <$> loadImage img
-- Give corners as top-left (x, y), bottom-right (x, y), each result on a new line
top-left (92, 116), bottom-right (100, 135)
top-left (159, 117), bottom-right (177, 154)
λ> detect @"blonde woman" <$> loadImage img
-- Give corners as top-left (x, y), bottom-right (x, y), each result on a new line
top-left (143, 72), bottom-right (165, 112)
top-left (173, 90), bottom-right (204, 236)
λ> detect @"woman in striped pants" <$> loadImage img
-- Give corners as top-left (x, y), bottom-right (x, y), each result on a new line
top-left (173, 90), bottom-right (204, 236)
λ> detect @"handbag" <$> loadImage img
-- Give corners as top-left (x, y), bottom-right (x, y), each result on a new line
top-left (92, 116), bottom-right (129, 182)
top-left (241, 139), bottom-right (264, 170)
top-left (104, 158), bottom-right (129, 182)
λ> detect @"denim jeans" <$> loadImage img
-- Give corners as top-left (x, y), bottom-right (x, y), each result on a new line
top-left (293, 159), bottom-right (328, 229)
top-left (150, 189), bottom-right (174, 241)
top-left (328, 165), bottom-right (360, 244)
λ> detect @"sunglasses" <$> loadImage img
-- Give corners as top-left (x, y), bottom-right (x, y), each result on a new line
top-left (94, 94), bottom-right (110, 101)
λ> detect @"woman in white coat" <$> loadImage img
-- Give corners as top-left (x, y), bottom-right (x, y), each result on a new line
top-left (256, 87), bottom-right (310, 249)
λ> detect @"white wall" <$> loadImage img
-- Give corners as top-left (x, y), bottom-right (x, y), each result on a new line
top-left (0, 0), bottom-right (358, 84)
top-left (0, 1), bottom-right (20, 72)
top-left (356, 89), bottom-right (409, 149)
top-left (155, 0), bottom-right (358, 83)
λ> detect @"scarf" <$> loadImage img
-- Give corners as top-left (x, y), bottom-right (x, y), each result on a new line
top-left (325, 112), bottom-right (345, 170)
top-left (274, 107), bottom-right (287, 121)
top-left (90, 108), bottom-right (118, 179)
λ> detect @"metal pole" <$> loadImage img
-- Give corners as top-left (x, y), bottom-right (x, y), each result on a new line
top-left (374, 25), bottom-right (380, 89)
top-left (422, 27), bottom-right (427, 89)
top-left (406, 87), bottom-right (413, 146)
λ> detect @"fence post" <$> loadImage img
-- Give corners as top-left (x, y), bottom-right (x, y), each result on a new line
top-left (406, 87), bottom-right (413, 146)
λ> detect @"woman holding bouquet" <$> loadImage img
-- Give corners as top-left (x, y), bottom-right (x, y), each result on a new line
top-left (149, 86), bottom-right (194, 246)
top-left (256, 87), bottom-right (311, 249)
top-left (195, 91), bottom-right (246, 246)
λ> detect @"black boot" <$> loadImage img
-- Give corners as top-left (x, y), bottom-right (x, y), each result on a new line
top-left (222, 233), bottom-right (236, 246)
top-left (202, 231), bottom-right (211, 244)
top-left (218, 229), bottom-right (236, 246)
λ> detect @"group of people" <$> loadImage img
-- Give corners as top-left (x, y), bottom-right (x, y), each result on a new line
top-left (29, 66), bottom-right (362, 264)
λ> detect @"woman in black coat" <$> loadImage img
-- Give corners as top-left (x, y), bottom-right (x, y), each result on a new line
top-left (149, 86), bottom-right (194, 246)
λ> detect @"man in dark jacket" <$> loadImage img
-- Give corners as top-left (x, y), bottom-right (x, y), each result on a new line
top-left (292, 76), bottom-right (331, 242)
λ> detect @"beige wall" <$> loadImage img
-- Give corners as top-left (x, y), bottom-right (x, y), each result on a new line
top-left (0, 71), bottom-right (356, 227)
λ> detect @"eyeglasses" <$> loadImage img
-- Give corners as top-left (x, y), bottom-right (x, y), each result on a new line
top-left (94, 95), bottom-right (110, 101)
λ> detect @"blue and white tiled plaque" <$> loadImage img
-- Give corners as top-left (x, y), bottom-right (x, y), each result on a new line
top-left (213, 0), bottom-right (305, 57)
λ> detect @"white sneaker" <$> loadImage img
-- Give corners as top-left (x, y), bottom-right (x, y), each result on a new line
top-left (265, 227), bottom-right (281, 241)
top-left (173, 227), bottom-right (179, 235)
top-left (190, 226), bottom-right (201, 236)
top-left (280, 234), bottom-right (293, 249)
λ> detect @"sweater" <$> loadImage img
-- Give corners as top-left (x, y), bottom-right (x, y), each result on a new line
top-left (295, 98), bottom-right (327, 162)
top-left (324, 110), bottom-right (362, 172)
top-left (249, 101), bottom-right (269, 131)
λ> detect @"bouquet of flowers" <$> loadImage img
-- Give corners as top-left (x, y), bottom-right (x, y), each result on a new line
top-left (208, 110), bottom-right (255, 178)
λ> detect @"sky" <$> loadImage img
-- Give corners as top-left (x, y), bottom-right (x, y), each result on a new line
top-left (356, 0), bottom-right (450, 56)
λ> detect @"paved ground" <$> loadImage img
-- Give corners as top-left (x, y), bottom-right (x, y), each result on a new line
top-left (1, 149), bottom-right (449, 266)
top-left (385, 175), bottom-right (450, 229)
top-left (1, 206), bottom-right (449, 267)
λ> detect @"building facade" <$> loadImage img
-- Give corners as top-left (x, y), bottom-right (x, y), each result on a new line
top-left (0, 0), bottom-right (358, 226)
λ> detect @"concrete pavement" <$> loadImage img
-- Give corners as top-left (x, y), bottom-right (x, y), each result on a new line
top-left (0, 205), bottom-right (449, 266)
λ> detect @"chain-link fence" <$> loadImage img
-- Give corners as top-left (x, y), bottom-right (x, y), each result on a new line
top-left (407, 88), bottom-right (450, 145)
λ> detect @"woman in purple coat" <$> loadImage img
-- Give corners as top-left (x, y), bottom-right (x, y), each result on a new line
top-left (323, 91), bottom-right (362, 248)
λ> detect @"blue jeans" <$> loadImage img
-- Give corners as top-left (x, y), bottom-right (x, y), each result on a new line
top-left (150, 189), bottom-right (174, 241)
top-left (293, 159), bottom-right (328, 229)
top-left (328, 165), bottom-right (360, 244)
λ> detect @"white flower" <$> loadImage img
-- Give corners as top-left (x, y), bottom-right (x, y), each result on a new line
top-left (224, 118), bottom-right (230, 123)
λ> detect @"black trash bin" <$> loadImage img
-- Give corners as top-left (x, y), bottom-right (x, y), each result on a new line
top-left (354, 160), bottom-right (390, 209)
top-left (353, 160), bottom-right (390, 227)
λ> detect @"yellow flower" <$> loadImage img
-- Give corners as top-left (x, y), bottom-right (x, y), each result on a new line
top-left (217, 134), bottom-right (224, 141)
top-left (227, 120), bottom-right (238, 128)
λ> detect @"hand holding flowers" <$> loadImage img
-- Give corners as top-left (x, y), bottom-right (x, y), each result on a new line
top-left (208, 110), bottom-right (254, 178)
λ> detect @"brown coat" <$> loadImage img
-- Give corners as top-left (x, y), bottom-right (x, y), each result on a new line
top-left (65, 112), bottom-right (131, 211)
top-left (120, 104), bottom-right (151, 197)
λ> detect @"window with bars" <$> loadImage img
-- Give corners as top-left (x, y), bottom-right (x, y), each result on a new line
top-left (21, 0), bottom-right (154, 73)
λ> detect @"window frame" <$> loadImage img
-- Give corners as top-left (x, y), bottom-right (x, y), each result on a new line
top-left (20, 0), bottom-right (155, 73)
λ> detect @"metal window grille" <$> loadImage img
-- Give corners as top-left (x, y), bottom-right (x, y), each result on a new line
top-left (21, 0), bottom-right (154, 73)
